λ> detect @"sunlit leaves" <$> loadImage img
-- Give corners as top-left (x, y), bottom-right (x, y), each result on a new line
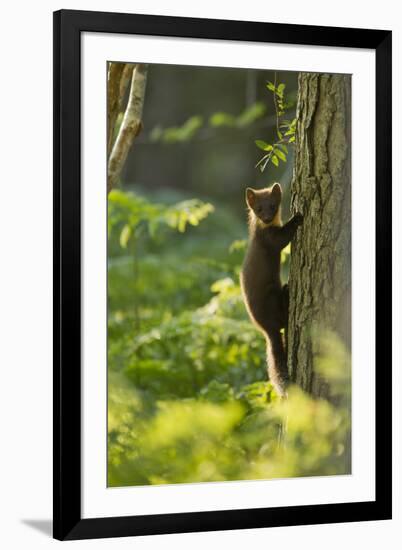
top-left (149, 102), bottom-right (267, 145)
top-left (277, 83), bottom-right (285, 96)
top-left (199, 380), bottom-right (235, 403)
top-left (209, 102), bottom-right (266, 129)
top-left (109, 189), bottom-right (214, 247)
top-left (164, 200), bottom-right (214, 233)
top-left (255, 140), bottom-right (273, 151)
top-left (255, 141), bottom-right (290, 172)
top-left (266, 81), bottom-right (276, 93)
top-left (267, 81), bottom-right (287, 116)
top-left (255, 77), bottom-right (297, 172)
top-left (144, 400), bottom-right (244, 449)
top-left (229, 239), bottom-right (247, 254)
top-left (209, 112), bottom-right (237, 127)
top-left (239, 381), bottom-right (275, 409)
top-left (275, 148), bottom-right (287, 163)
top-left (119, 224), bottom-right (132, 248)
top-left (108, 342), bottom-right (351, 486)
top-left (150, 115), bottom-right (203, 143)
top-left (108, 187), bottom-right (351, 488)
top-left (236, 102), bottom-right (266, 127)
top-left (210, 276), bottom-right (236, 295)
top-left (108, 236), bottom-right (351, 487)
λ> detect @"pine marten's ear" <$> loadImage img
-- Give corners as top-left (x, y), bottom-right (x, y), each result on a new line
top-left (246, 187), bottom-right (256, 208)
top-left (271, 183), bottom-right (282, 199)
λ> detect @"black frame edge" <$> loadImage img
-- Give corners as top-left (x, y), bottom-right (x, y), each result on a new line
top-left (375, 31), bottom-right (392, 520)
top-left (53, 10), bottom-right (64, 540)
top-left (56, 9), bottom-right (390, 48)
top-left (53, 9), bottom-right (82, 540)
top-left (64, 500), bottom-right (390, 541)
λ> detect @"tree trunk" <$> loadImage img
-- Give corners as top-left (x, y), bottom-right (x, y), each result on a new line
top-left (287, 73), bottom-right (351, 398)
top-left (107, 63), bottom-right (148, 194)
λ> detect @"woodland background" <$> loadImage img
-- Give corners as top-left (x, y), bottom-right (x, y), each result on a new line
top-left (107, 64), bottom-right (351, 487)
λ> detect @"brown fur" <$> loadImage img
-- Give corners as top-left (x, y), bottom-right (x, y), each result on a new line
top-left (240, 183), bottom-right (303, 396)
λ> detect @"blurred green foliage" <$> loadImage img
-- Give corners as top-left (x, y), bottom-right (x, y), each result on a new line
top-left (150, 115), bottom-right (204, 143)
top-left (209, 102), bottom-right (266, 128)
top-left (108, 187), bottom-right (351, 487)
top-left (124, 66), bottom-right (299, 210)
top-left (147, 102), bottom-right (267, 145)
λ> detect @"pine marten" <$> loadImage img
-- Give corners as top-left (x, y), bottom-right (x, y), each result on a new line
top-left (240, 183), bottom-right (303, 397)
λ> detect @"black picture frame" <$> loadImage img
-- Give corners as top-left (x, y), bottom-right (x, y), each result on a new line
top-left (53, 9), bottom-right (392, 541)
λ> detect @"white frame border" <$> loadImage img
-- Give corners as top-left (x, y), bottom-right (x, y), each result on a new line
top-left (82, 32), bottom-right (376, 519)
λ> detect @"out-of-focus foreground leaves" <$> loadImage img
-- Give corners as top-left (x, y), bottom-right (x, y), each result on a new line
top-left (108, 188), bottom-right (351, 487)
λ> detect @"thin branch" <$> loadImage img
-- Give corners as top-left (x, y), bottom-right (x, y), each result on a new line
top-left (107, 64), bottom-right (148, 194)
top-left (273, 71), bottom-right (281, 139)
top-left (118, 63), bottom-right (134, 112)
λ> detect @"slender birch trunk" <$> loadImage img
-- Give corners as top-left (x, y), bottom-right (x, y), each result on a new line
top-left (107, 62), bottom-right (148, 193)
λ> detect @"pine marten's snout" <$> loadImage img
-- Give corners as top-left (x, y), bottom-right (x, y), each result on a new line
top-left (262, 204), bottom-right (278, 224)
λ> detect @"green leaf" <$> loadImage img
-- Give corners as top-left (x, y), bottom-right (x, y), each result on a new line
top-left (211, 277), bottom-right (235, 294)
top-left (277, 83), bottom-right (285, 97)
top-left (266, 81), bottom-right (276, 92)
top-left (255, 140), bottom-right (273, 151)
top-left (277, 144), bottom-right (288, 154)
top-left (275, 149), bottom-right (287, 162)
top-left (119, 224), bottom-right (132, 248)
top-left (165, 199), bottom-right (214, 233)
top-left (161, 116), bottom-right (203, 143)
top-left (236, 102), bottom-right (266, 127)
top-left (229, 239), bottom-right (247, 253)
top-left (272, 155), bottom-right (279, 167)
top-left (209, 112), bottom-right (236, 127)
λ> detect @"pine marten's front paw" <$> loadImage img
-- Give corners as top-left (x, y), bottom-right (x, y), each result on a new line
top-left (294, 212), bottom-right (304, 226)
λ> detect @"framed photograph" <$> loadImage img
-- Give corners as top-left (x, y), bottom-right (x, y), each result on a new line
top-left (53, 9), bottom-right (392, 541)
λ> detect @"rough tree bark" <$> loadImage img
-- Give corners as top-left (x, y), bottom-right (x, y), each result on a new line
top-left (287, 73), bottom-right (351, 398)
top-left (107, 63), bottom-right (148, 194)
top-left (107, 63), bottom-right (126, 155)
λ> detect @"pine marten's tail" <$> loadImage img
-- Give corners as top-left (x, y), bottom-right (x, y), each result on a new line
top-left (265, 329), bottom-right (289, 397)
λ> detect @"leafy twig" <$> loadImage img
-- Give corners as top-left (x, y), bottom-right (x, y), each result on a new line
top-left (254, 75), bottom-right (296, 172)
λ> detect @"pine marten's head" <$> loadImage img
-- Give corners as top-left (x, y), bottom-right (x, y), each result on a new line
top-left (245, 183), bottom-right (282, 227)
